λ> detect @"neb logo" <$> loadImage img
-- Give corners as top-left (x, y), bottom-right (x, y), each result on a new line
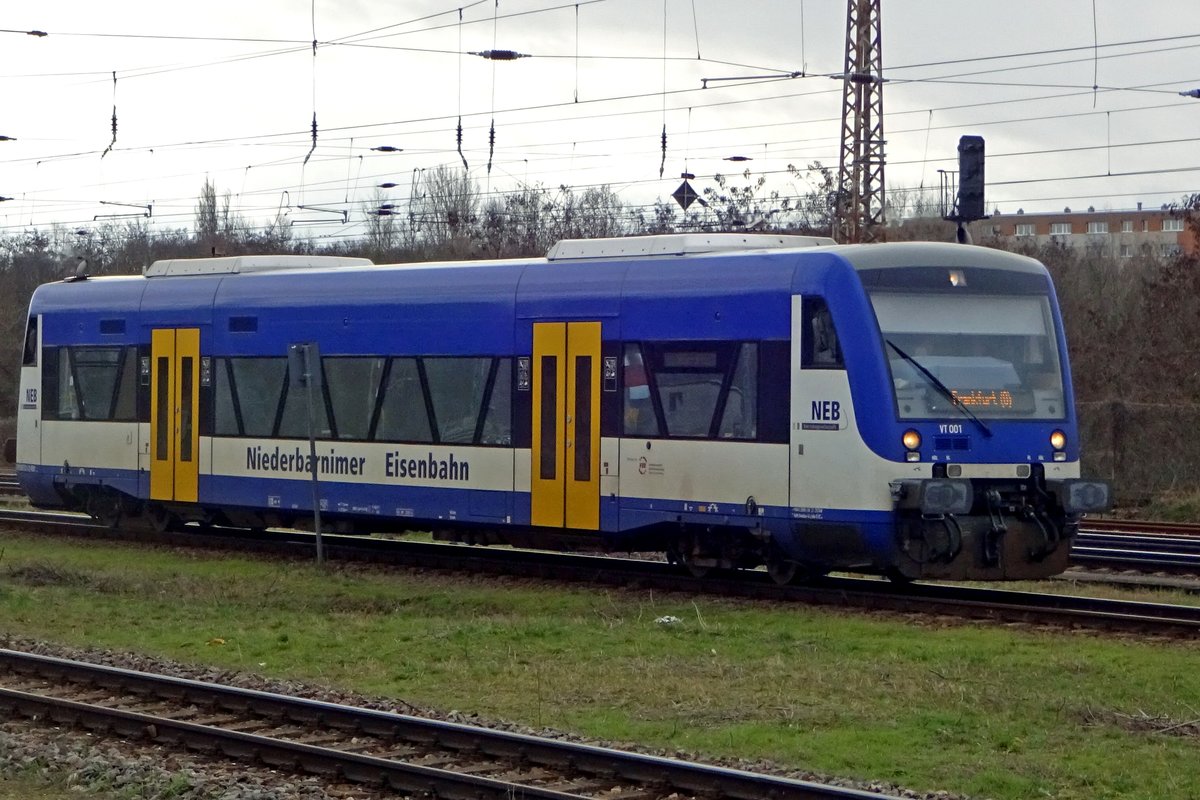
top-left (811, 400), bottom-right (840, 422)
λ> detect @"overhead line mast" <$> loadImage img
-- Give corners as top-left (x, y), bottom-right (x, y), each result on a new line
top-left (835, 0), bottom-right (886, 243)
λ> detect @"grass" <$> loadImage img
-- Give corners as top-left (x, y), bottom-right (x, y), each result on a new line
top-left (0, 530), bottom-right (1198, 800)
top-left (0, 776), bottom-right (96, 800)
top-left (1141, 490), bottom-right (1200, 522)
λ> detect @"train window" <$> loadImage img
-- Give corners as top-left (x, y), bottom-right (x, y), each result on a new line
top-left (622, 344), bottom-right (659, 437)
top-left (480, 359), bottom-right (513, 445)
top-left (425, 357), bottom-right (492, 444)
top-left (574, 355), bottom-right (592, 480)
top-left (539, 355), bottom-right (558, 479)
top-left (651, 345), bottom-right (728, 438)
top-left (871, 290), bottom-right (1067, 420)
top-left (229, 358), bottom-right (287, 437)
top-left (39, 346), bottom-right (138, 422)
top-left (325, 357), bottom-right (385, 440)
top-left (50, 349), bottom-right (79, 420)
top-left (156, 358), bottom-right (169, 457)
top-left (277, 364), bottom-right (333, 439)
top-left (179, 357), bottom-right (194, 461)
top-left (111, 348), bottom-right (138, 421)
top-left (73, 348), bottom-right (124, 420)
top-left (21, 317), bottom-right (37, 367)
top-left (375, 358), bottom-right (433, 443)
top-left (718, 343), bottom-right (757, 439)
top-left (624, 342), bottom-right (760, 441)
top-left (213, 359), bottom-right (241, 435)
top-left (802, 298), bottom-right (844, 369)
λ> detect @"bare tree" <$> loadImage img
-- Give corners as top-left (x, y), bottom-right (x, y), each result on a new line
top-left (415, 165), bottom-right (479, 257)
top-left (363, 187), bottom-right (397, 260)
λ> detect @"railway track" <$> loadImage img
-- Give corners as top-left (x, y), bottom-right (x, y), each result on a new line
top-left (2, 509), bottom-right (1199, 638)
top-left (0, 647), bottom-right (898, 800)
top-left (1073, 529), bottom-right (1200, 574)
top-left (1083, 517), bottom-right (1200, 536)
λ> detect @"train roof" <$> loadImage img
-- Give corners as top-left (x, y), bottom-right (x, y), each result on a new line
top-left (144, 254), bottom-right (372, 277)
top-left (28, 236), bottom-right (1057, 352)
top-left (825, 241), bottom-right (1046, 274)
top-left (128, 236), bottom-right (1046, 279)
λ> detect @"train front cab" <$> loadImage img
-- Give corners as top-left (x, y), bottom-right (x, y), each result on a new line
top-left (788, 244), bottom-right (1110, 582)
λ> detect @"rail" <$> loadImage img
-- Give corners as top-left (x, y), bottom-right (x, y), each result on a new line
top-left (0, 648), bottom-right (899, 800)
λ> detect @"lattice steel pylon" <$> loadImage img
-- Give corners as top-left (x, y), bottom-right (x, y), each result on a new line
top-left (835, 0), bottom-right (886, 243)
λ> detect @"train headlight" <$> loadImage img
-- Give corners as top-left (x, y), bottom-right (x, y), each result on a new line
top-left (1050, 430), bottom-right (1066, 451)
top-left (902, 429), bottom-right (921, 461)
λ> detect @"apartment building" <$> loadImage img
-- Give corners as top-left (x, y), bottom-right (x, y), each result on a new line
top-left (977, 204), bottom-right (1197, 257)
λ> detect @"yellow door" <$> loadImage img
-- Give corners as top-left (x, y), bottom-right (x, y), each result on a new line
top-left (150, 328), bottom-right (200, 503)
top-left (531, 321), bottom-right (600, 530)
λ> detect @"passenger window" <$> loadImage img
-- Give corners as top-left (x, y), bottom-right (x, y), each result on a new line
top-left (480, 359), bottom-right (512, 445)
top-left (72, 347), bottom-right (123, 420)
top-left (425, 357), bottom-right (491, 444)
top-left (803, 298), bottom-right (844, 369)
top-left (624, 342), bottom-right (759, 441)
top-left (111, 348), bottom-right (138, 421)
top-left (44, 346), bottom-right (137, 421)
top-left (718, 343), bottom-right (757, 439)
top-left (277, 363), bottom-right (332, 439)
top-left (229, 358), bottom-right (287, 436)
top-left (375, 358), bottom-right (433, 443)
top-left (324, 358), bottom-right (385, 440)
top-left (622, 344), bottom-right (659, 437)
top-left (54, 350), bottom-right (79, 419)
top-left (654, 347), bottom-right (724, 438)
top-left (214, 359), bottom-right (240, 435)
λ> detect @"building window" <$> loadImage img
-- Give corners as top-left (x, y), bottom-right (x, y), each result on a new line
top-left (1163, 218), bottom-right (1184, 232)
top-left (1049, 222), bottom-right (1071, 236)
top-left (1161, 244), bottom-right (1182, 256)
top-left (1121, 220), bottom-right (1133, 233)
top-left (1015, 223), bottom-right (1035, 237)
top-left (1119, 244), bottom-right (1132, 258)
top-left (1087, 221), bottom-right (1109, 234)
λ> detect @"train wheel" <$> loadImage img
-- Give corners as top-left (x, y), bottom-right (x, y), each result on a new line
top-left (667, 540), bottom-right (714, 578)
top-left (148, 506), bottom-right (177, 533)
top-left (85, 490), bottom-right (122, 529)
top-left (767, 558), bottom-right (799, 586)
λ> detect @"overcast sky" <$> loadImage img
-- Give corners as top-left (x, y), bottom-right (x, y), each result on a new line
top-left (3, 0), bottom-right (1200, 241)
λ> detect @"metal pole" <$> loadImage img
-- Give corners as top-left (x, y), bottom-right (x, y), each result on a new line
top-left (303, 345), bottom-right (324, 565)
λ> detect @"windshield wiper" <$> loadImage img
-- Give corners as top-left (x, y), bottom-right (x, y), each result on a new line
top-left (886, 339), bottom-right (993, 438)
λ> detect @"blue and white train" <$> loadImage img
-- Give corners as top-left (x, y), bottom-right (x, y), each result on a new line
top-left (13, 234), bottom-right (1110, 583)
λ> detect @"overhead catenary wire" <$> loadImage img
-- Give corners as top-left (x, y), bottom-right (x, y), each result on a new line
top-left (100, 71), bottom-right (117, 159)
top-left (10, 31), bottom-right (1196, 175)
top-left (7, 8), bottom-right (1200, 234)
top-left (302, 0), bottom-right (318, 168)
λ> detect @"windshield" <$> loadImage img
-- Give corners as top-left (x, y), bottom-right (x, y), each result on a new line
top-left (869, 290), bottom-right (1066, 420)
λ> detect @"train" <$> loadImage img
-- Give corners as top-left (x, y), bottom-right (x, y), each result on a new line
top-left (11, 233), bottom-right (1110, 583)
